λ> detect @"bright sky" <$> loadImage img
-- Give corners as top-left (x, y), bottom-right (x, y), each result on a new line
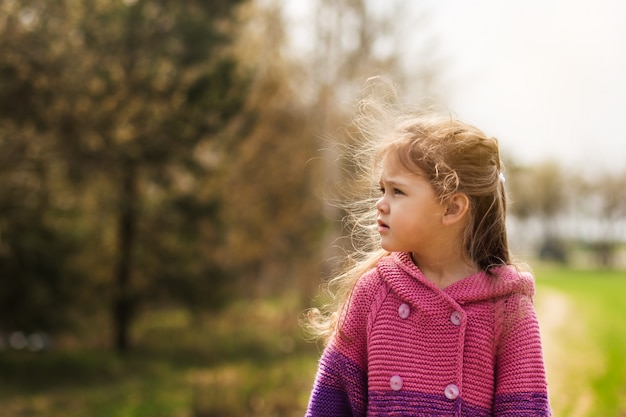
top-left (282, 0), bottom-right (626, 173)
top-left (420, 0), bottom-right (626, 172)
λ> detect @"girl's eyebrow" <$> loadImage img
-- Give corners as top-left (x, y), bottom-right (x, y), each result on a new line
top-left (379, 178), bottom-right (408, 187)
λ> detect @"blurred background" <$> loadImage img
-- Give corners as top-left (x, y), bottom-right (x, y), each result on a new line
top-left (0, 0), bottom-right (624, 416)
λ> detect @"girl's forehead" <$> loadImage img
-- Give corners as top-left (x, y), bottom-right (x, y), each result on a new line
top-left (380, 155), bottom-right (405, 172)
top-left (379, 154), bottom-right (426, 179)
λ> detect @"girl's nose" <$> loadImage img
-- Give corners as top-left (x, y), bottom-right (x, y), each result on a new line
top-left (376, 197), bottom-right (388, 213)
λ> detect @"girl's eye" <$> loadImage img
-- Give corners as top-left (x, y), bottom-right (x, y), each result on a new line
top-left (379, 186), bottom-right (404, 196)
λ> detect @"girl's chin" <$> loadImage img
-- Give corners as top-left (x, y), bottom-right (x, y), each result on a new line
top-left (378, 240), bottom-right (397, 252)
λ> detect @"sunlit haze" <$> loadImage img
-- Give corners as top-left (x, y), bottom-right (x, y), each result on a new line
top-left (284, 0), bottom-right (626, 173)
top-left (426, 0), bottom-right (626, 173)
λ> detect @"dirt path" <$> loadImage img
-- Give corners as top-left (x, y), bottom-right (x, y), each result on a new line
top-left (535, 288), bottom-right (602, 417)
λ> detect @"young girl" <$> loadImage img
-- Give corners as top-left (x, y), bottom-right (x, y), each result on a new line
top-left (304, 94), bottom-right (551, 416)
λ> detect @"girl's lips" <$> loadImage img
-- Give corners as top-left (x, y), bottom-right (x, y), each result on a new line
top-left (377, 219), bottom-right (389, 232)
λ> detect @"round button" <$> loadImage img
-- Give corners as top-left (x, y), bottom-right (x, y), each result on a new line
top-left (450, 311), bottom-right (462, 326)
top-left (444, 383), bottom-right (460, 400)
top-left (398, 303), bottom-right (410, 319)
top-left (390, 375), bottom-right (403, 391)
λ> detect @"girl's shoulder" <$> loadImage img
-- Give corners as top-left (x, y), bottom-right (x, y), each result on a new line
top-left (352, 264), bottom-right (388, 300)
top-left (491, 264), bottom-right (536, 298)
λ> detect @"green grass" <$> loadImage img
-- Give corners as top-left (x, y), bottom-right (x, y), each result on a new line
top-left (0, 297), bottom-right (319, 417)
top-left (0, 268), bottom-right (624, 416)
top-left (0, 350), bottom-right (190, 417)
top-left (535, 266), bottom-right (626, 416)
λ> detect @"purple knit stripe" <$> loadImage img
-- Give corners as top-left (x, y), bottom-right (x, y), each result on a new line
top-left (307, 349), bottom-right (367, 416)
top-left (369, 391), bottom-right (491, 417)
top-left (494, 392), bottom-right (551, 416)
top-left (306, 386), bottom-right (354, 417)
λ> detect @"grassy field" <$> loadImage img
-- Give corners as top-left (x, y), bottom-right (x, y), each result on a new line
top-left (0, 267), bottom-right (624, 417)
top-left (534, 266), bottom-right (626, 417)
top-left (0, 297), bottom-right (319, 417)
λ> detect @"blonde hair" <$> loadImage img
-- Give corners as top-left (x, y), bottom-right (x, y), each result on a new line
top-left (306, 79), bottom-right (511, 344)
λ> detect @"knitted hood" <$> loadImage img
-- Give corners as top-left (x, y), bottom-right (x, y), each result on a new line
top-left (377, 252), bottom-right (535, 306)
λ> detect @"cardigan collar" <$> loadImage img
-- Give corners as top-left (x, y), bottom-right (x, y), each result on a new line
top-left (377, 252), bottom-right (535, 306)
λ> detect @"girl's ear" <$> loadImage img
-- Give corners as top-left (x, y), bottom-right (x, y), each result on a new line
top-left (442, 193), bottom-right (470, 225)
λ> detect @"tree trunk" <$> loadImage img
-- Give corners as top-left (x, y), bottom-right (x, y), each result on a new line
top-left (112, 161), bottom-right (138, 352)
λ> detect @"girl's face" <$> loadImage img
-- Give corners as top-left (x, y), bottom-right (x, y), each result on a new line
top-left (376, 155), bottom-right (447, 256)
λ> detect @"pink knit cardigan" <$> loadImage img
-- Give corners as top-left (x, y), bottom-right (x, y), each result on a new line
top-left (306, 252), bottom-right (551, 416)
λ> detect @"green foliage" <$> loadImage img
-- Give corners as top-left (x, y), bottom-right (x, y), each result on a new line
top-left (0, 124), bottom-right (87, 332)
top-left (0, 0), bottom-right (331, 352)
top-left (0, 0), bottom-right (250, 348)
top-left (0, 214), bottom-right (81, 331)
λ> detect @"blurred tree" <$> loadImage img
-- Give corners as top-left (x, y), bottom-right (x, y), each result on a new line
top-left (507, 160), bottom-right (569, 262)
top-left (0, 122), bottom-right (84, 333)
top-left (303, 0), bottom-right (444, 110)
top-left (214, 2), bottom-right (327, 299)
top-left (575, 171), bottom-right (626, 267)
top-left (0, 0), bottom-right (248, 351)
